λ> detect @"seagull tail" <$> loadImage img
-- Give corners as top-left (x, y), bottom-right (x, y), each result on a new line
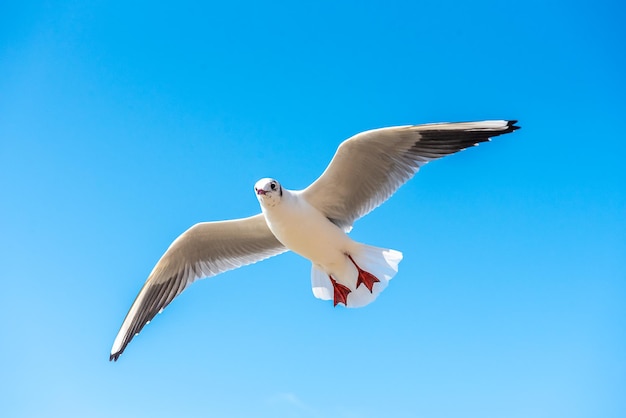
top-left (311, 244), bottom-right (403, 308)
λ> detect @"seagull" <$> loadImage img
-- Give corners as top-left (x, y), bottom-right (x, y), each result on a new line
top-left (110, 120), bottom-right (519, 361)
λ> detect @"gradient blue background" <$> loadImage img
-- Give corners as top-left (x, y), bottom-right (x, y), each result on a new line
top-left (1, 1), bottom-right (624, 417)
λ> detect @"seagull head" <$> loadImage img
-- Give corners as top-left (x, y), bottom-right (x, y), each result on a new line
top-left (254, 178), bottom-right (283, 208)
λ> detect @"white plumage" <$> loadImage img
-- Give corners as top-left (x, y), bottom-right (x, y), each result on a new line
top-left (110, 120), bottom-right (519, 361)
top-left (255, 178), bottom-right (403, 308)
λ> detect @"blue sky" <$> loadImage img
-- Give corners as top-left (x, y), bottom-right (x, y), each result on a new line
top-left (1, 0), bottom-right (624, 417)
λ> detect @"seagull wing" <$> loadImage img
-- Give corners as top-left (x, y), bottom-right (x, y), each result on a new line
top-left (110, 213), bottom-right (286, 361)
top-left (302, 120), bottom-right (519, 230)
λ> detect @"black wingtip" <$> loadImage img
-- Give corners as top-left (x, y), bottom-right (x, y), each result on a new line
top-left (507, 120), bottom-right (521, 132)
top-left (110, 352), bottom-right (121, 362)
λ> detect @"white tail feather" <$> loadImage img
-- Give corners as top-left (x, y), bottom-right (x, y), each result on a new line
top-left (311, 267), bottom-right (333, 301)
top-left (311, 244), bottom-right (403, 307)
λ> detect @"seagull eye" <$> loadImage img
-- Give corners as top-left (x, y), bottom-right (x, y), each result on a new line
top-left (271, 183), bottom-right (276, 190)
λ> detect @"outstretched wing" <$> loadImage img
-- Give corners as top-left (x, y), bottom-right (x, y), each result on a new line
top-left (110, 213), bottom-right (287, 361)
top-left (301, 120), bottom-right (519, 230)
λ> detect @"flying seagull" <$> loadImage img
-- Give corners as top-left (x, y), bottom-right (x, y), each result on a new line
top-left (110, 120), bottom-right (519, 361)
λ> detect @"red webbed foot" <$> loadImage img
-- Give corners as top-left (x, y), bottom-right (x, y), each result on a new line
top-left (347, 254), bottom-right (380, 293)
top-left (328, 276), bottom-right (351, 307)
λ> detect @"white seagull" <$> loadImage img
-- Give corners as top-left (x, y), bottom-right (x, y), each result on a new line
top-left (110, 120), bottom-right (519, 361)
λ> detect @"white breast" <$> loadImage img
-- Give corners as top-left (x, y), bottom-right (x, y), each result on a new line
top-left (261, 190), bottom-right (356, 273)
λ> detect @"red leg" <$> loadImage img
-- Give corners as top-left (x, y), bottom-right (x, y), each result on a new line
top-left (328, 276), bottom-right (351, 307)
top-left (347, 255), bottom-right (380, 293)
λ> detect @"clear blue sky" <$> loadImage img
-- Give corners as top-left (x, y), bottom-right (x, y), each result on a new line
top-left (1, 1), bottom-right (624, 417)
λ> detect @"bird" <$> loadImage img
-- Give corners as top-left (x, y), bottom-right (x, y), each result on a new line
top-left (110, 119), bottom-right (520, 361)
